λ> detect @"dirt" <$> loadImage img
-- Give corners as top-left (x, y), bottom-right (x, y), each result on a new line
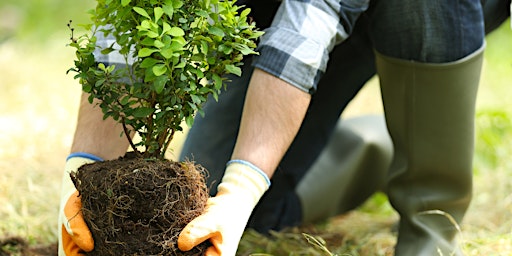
top-left (71, 152), bottom-right (210, 255)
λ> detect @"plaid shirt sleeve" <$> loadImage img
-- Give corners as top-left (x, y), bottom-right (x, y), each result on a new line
top-left (252, 0), bottom-right (369, 93)
top-left (93, 26), bottom-right (136, 66)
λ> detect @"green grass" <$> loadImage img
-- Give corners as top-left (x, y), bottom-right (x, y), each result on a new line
top-left (0, 1), bottom-right (511, 254)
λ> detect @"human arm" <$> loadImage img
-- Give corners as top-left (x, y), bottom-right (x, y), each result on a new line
top-left (70, 92), bottom-right (132, 160)
top-left (231, 68), bottom-right (311, 177)
top-left (231, 0), bottom-right (370, 174)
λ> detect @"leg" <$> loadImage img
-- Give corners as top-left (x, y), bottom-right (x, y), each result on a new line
top-left (297, 115), bottom-right (393, 223)
top-left (248, 0), bottom-right (509, 229)
top-left (285, 0), bottom-right (508, 228)
top-left (481, 0), bottom-right (511, 33)
top-left (368, 0), bottom-right (485, 254)
top-left (377, 48), bottom-right (484, 256)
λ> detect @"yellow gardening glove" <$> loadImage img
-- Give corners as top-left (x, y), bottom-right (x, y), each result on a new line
top-left (58, 154), bottom-right (100, 256)
top-left (178, 160), bottom-right (271, 256)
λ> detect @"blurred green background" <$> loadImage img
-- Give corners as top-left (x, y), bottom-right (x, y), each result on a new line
top-left (0, 0), bottom-right (94, 45)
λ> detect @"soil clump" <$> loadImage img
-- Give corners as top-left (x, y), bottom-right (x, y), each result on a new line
top-left (72, 153), bottom-right (210, 255)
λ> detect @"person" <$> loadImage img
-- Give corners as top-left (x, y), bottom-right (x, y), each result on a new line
top-left (178, 0), bottom-right (512, 235)
top-left (176, 0), bottom-right (489, 255)
top-left (58, 0), bottom-right (510, 255)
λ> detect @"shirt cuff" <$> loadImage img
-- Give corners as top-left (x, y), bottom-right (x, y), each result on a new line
top-left (252, 27), bottom-right (328, 94)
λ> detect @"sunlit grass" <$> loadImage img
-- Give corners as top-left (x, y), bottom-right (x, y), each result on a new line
top-left (0, 2), bottom-right (510, 254)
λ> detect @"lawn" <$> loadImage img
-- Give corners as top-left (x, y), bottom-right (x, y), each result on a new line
top-left (0, 1), bottom-right (511, 255)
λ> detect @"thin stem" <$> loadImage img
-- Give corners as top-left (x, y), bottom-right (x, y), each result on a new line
top-left (161, 129), bottom-right (175, 159)
top-left (121, 116), bottom-right (140, 156)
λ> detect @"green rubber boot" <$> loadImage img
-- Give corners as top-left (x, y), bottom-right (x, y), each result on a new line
top-left (376, 45), bottom-right (485, 256)
top-left (297, 115), bottom-right (393, 223)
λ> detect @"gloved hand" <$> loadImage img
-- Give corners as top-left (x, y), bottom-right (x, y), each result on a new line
top-left (178, 160), bottom-right (271, 256)
top-left (58, 153), bottom-right (101, 256)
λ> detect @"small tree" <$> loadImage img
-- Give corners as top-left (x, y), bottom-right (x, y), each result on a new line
top-left (66, 1), bottom-right (262, 254)
top-left (68, 0), bottom-right (262, 159)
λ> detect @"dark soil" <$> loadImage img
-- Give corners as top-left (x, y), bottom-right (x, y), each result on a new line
top-left (72, 153), bottom-right (210, 255)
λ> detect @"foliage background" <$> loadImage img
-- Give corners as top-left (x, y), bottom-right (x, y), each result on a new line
top-left (1, 0), bottom-right (511, 255)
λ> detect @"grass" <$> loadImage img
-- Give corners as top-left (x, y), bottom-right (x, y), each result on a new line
top-left (0, 1), bottom-right (511, 254)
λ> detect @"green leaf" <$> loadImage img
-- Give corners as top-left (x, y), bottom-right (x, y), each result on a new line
top-left (197, 109), bottom-right (205, 117)
top-left (146, 31), bottom-right (160, 38)
top-left (83, 84), bottom-right (92, 93)
top-left (191, 53), bottom-right (204, 62)
top-left (133, 7), bottom-right (151, 19)
top-left (185, 115), bottom-right (194, 127)
top-left (153, 75), bottom-right (168, 94)
top-left (167, 27), bottom-right (185, 37)
top-left (118, 34), bottom-right (130, 45)
top-left (169, 41), bottom-right (183, 51)
top-left (162, 5), bottom-right (174, 19)
top-left (161, 48), bottom-right (173, 59)
top-left (98, 62), bottom-right (106, 71)
top-left (154, 7), bottom-right (164, 22)
top-left (100, 47), bottom-right (115, 55)
top-left (219, 44), bottom-right (232, 54)
top-left (195, 9), bottom-right (209, 18)
top-left (175, 61), bottom-right (186, 69)
top-left (233, 43), bottom-right (257, 55)
top-left (153, 64), bottom-right (167, 76)
top-left (138, 48), bottom-right (157, 57)
top-left (140, 57), bottom-right (160, 68)
top-left (121, 0), bottom-right (131, 6)
top-left (162, 22), bottom-right (172, 34)
top-left (141, 37), bottom-right (155, 46)
top-left (200, 41), bottom-right (208, 54)
top-left (154, 40), bottom-right (165, 48)
top-left (240, 7), bottom-right (251, 18)
top-left (225, 64), bottom-right (241, 76)
top-left (208, 26), bottom-right (225, 37)
top-left (140, 20), bottom-right (151, 30)
top-left (172, 0), bottom-right (183, 9)
top-left (133, 107), bottom-right (154, 117)
top-left (95, 79), bottom-right (105, 87)
top-left (190, 94), bottom-right (202, 104)
top-left (106, 65), bottom-right (115, 73)
top-left (212, 74), bottom-right (222, 90)
top-left (120, 96), bottom-right (130, 105)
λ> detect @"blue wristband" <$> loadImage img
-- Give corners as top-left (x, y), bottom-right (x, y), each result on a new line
top-left (66, 152), bottom-right (104, 162)
top-left (227, 159), bottom-right (271, 186)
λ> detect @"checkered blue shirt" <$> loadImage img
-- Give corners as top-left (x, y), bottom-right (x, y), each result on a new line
top-left (253, 0), bottom-right (369, 93)
top-left (93, 26), bottom-right (135, 66)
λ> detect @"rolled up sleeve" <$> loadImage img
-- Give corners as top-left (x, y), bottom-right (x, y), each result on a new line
top-left (253, 0), bottom-right (369, 93)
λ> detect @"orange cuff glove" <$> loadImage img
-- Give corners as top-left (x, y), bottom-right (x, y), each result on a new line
top-left (58, 155), bottom-right (97, 255)
top-left (178, 160), bottom-right (270, 256)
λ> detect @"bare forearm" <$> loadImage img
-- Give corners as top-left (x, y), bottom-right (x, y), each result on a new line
top-left (70, 92), bottom-right (132, 160)
top-left (231, 68), bottom-right (311, 178)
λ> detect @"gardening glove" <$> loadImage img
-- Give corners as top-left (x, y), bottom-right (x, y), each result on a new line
top-left (58, 153), bottom-right (101, 256)
top-left (178, 160), bottom-right (271, 256)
